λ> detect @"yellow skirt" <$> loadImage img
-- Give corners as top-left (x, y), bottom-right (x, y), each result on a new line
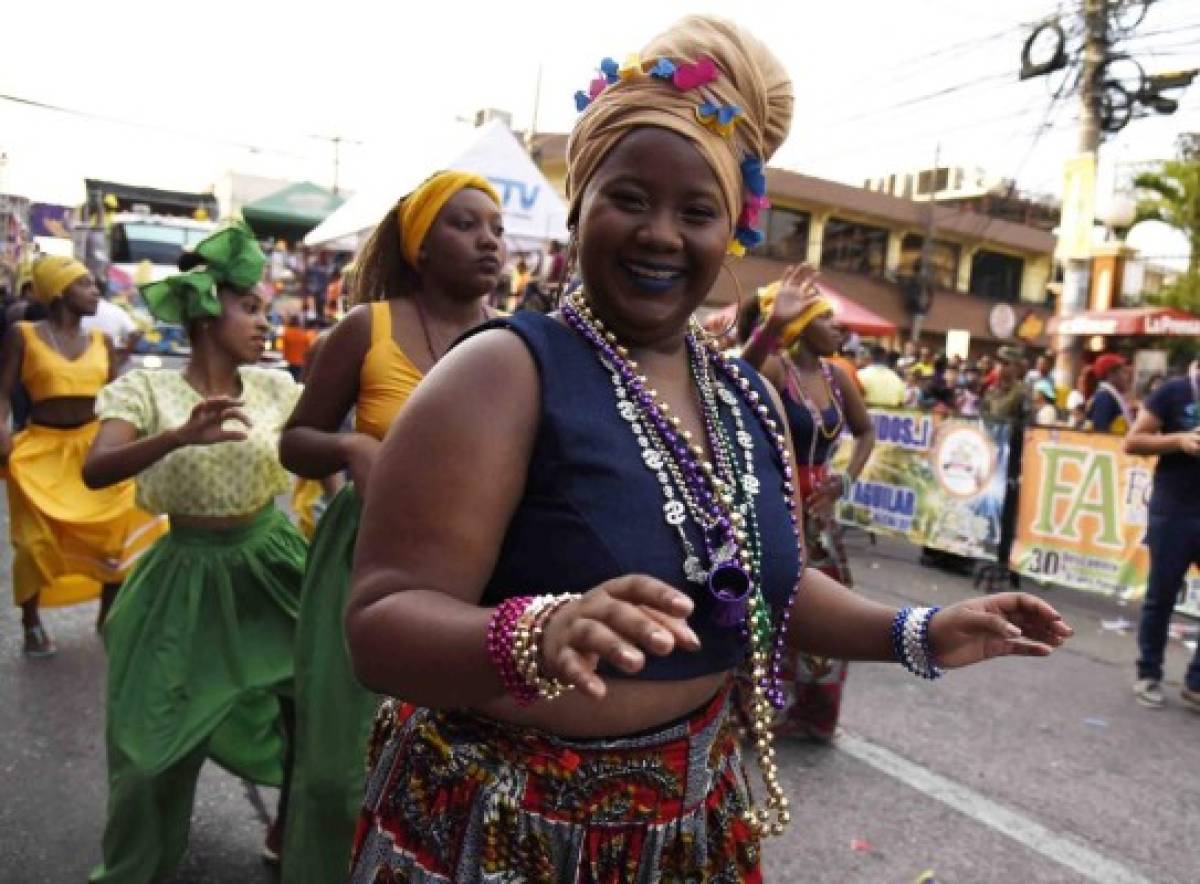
top-left (4, 422), bottom-right (166, 607)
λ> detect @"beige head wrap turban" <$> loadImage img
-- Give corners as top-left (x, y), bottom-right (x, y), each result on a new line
top-left (566, 15), bottom-right (794, 234)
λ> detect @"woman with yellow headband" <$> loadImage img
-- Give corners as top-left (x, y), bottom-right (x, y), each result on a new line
top-left (0, 256), bottom-right (165, 656)
top-left (277, 170), bottom-right (503, 882)
top-left (742, 265), bottom-right (876, 741)
top-left (344, 16), bottom-right (1071, 881)
top-left (83, 221), bottom-right (304, 882)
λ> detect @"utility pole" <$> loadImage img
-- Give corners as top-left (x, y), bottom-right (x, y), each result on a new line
top-left (331, 136), bottom-right (342, 196)
top-left (1056, 0), bottom-right (1109, 389)
top-left (911, 142), bottom-right (941, 344)
top-left (525, 65), bottom-right (543, 154)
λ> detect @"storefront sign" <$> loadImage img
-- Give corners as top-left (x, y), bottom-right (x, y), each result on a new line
top-left (1011, 427), bottom-right (1200, 612)
top-left (830, 410), bottom-right (1010, 560)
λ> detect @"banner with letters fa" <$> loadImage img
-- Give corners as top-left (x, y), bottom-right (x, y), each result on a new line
top-left (830, 410), bottom-right (1011, 560)
top-left (1011, 427), bottom-right (1200, 609)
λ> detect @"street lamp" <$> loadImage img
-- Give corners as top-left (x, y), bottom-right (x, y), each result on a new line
top-left (1101, 192), bottom-right (1138, 241)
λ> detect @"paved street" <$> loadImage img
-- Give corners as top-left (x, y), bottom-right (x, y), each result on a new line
top-left (2, 517), bottom-right (1198, 883)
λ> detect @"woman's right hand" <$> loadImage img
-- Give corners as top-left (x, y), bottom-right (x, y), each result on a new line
top-left (766, 263), bottom-right (824, 331)
top-left (539, 576), bottom-right (701, 700)
top-left (173, 397), bottom-right (252, 447)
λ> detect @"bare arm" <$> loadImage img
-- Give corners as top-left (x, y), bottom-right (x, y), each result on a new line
top-left (345, 329), bottom-right (542, 706)
top-left (83, 397), bottom-right (250, 489)
top-left (279, 305), bottom-right (374, 481)
top-left (1124, 406), bottom-right (1200, 456)
top-left (0, 324), bottom-right (25, 462)
top-left (833, 362), bottom-right (875, 482)
top-left (741, 263), bottom-right (822, 371)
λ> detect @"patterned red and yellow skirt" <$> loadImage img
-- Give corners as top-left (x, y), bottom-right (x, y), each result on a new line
top-left (349, 686), bottom-right (762, 883)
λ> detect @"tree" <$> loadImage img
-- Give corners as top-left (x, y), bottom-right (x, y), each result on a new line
top-left (1134, 153), bottom-right (1200, 313)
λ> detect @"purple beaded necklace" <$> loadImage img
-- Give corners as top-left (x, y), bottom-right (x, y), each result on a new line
top-left (561, 294), bottom-right (805, 709)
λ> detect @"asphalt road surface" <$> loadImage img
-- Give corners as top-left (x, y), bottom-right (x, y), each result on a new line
top-left (2, 516), bottom-right (1197, 883)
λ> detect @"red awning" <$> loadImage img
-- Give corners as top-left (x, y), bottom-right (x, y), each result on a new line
top-left (1046, 306), bottom-right (1200, 337)
top-left (813, 279), bottom-right (898, 337)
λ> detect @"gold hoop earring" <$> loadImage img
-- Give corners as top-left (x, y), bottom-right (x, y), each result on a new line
top-left (712, 259), bottom-right (745, 340)
top-left (555, 231), bottom-right (579, 307)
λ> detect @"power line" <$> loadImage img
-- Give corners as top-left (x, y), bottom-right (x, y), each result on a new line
top-left (817, 70), bottom-right (1019, 128)
top-left (0, 92), bottom-right (315, 160)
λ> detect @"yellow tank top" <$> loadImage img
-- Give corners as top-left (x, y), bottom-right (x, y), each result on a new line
top-left (18, 322), bottom-right (108, 402)
top-left (355, 301), bottom-right (423, 439)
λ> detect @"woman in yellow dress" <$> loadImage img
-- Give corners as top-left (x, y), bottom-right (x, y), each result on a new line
top-left (278, 170), bottom-right (503, 883)
top-left (0, 256), bottom-right (164, 656)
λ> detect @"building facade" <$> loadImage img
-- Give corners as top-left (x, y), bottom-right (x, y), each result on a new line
top-left (530, 135), bottom-right (1057, 355)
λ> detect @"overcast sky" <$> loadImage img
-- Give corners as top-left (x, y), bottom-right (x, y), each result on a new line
top-left (2, 0), bottom-right (1197, 259)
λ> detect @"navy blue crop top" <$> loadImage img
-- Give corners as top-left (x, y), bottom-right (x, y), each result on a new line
top-left (781, 392), bottom-right (842, 467)
top-left (471, 311), bottom-right (802, 681)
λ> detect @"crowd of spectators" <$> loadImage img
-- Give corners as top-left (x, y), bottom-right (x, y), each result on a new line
top-left (845, 338), bottom-right (1171, 432)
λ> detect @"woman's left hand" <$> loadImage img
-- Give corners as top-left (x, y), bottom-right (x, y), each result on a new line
top-left (807, 476), bottom-right (844, 517)
top-left (929, 592), bottom-right (1073, 670)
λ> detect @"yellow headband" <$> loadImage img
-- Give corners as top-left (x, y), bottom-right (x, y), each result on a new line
top-left (757, 281), bottom-right (834, 346)
top-left (397, 171), bottom-right (502, 267)
top-left (31, 257), bottom-right (90, 305)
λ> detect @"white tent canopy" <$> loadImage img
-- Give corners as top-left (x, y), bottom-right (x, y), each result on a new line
top-left (304, 120), bottom-right (568, 252)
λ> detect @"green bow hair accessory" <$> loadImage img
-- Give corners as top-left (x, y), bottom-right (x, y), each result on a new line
top-left (141, 271), bottom-right (223, 325)
top-left (139, 221), bottom-right (267, 324)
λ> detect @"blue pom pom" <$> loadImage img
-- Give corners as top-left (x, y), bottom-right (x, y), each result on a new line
top-left (740, 156), bottom-right (766, 196)
top-left (600, 57), bottom-right (620, 84)
top-left (649, 58), bottom-right (676, 80)
top-left (735, 226), bottom-right (764, 248)
top-left (574, 90), bottom-right (591, 112)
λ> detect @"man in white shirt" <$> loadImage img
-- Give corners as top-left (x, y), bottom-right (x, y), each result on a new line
top-left (83, 297), bottom-right (142, 369)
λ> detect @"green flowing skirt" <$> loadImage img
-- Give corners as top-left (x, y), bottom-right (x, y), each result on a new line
top-left (102, 506), bottom-right (304, 786)
top-left (283, 486), bottom-right (381, 884)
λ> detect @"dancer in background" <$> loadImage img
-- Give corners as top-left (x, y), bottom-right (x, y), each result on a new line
top-left (83, 222), bottom-right (304, 882)
top-left (742, 270), bottom-right (875, 740)
top-left (0, 256), bottom-right (164, 656)
top-left (343, 16), bottom-right (1071, 880)
top-left (278, 170), bottom-right (503, 883)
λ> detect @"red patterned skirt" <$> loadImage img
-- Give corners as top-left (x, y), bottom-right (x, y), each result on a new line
top-left (773, 463), bottom-right (852, 742)
top-left (349, 687), bottom-right (761, 883)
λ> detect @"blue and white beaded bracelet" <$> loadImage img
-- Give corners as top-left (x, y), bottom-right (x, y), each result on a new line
top-left (890, 606), bottom-right (944, 680)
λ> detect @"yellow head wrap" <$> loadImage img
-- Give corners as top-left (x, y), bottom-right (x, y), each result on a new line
top-left (566, 15), bottom-right (793, 230)
top-left (31, 256), bottom-right (90, 304)
top-left (397, 171), bottom-right (502, 267)
top-left (758, 281), bottom-right (834, 346)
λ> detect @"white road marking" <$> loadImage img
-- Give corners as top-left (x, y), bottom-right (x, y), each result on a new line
top-left (836, 732), bottom-right (1153, 884)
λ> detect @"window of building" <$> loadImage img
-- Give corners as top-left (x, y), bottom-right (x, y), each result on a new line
top-left (820, 217), bottom-right (888, 276)
top-left (969, 249), bottom-right (1024, 302)
top-left (749, 207), bottom-right (811, 261)
top-left (898, 234), bottom-right (961, 289)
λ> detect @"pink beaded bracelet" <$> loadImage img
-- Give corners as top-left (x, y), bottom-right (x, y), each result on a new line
top-left (485, 594), bottom-right (580, 706)
top-left (486, 596), bottom-right (537, 705)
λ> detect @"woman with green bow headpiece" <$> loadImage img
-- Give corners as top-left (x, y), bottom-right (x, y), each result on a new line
top-left (83, 220), bottom-right (306, 882)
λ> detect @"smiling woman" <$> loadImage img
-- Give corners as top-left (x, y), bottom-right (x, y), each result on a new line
top-left (343, 14), bottom-right (1073, 883)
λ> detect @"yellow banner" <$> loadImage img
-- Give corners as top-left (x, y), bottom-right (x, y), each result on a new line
top-left (1056, 153), bottom-right (1096, 261)
top-left (1011, 427), bottom-right (1200, 612)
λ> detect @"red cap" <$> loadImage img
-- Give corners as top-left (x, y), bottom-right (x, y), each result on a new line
top-left (1092, 353), bottom-right (1127, 379)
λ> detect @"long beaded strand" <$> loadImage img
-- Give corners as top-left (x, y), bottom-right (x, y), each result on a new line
top-left (562, 293), bottom-right (806, 837)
